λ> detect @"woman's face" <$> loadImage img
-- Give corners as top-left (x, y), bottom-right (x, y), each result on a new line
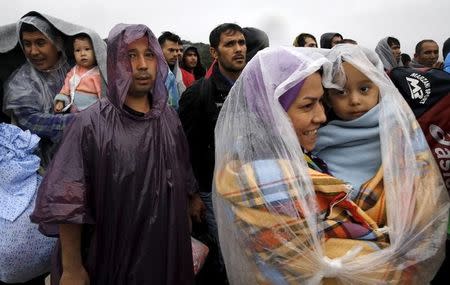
top-left (287, 72), bottom-right (326, 152)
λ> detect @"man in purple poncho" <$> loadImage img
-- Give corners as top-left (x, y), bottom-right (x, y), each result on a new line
top-left (31, 24), bottom-right (198, 284)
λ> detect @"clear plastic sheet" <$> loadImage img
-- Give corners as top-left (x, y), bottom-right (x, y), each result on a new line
top-left (213, 45), bottom-right (449, 284)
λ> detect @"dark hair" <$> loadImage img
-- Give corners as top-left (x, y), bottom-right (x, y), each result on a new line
top-left (158, 31), bottom-right (181, 46)
top-left (387, 37), bottom-right (400, 47)
top-left (73, 33), bottom-right (92, 44)
top-left (209, 23), bottom-right (244, 49)
top-left (19, 22), bottom-right (40, 34)
top-left (415, 39), bottom-right (436, 55)
top-left (293, 33), bottom-right (316, 47)
top-left (401, 53), bottom-right (411, 66)
top-left (337, 39), bottom-right (358, 45)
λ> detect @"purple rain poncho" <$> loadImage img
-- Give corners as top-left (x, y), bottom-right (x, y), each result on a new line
top-left (31, 24), bottom-right (196, 284)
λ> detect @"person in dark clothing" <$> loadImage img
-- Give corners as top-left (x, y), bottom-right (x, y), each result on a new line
top-left (179, 23), bottom-right (247, 284)
top-left (320, 32), bottom-right (343, 49)
top-left (31, 24), bottom-right (201, 285)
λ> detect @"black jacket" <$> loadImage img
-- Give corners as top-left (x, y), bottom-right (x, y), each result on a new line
top-left (179, 64), bottom-right (233, 193)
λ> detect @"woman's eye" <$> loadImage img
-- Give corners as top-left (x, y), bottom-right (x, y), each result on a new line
top-left (302, 103), bottom-right (314, 110)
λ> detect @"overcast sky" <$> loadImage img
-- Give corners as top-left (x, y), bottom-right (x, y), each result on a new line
top-left (2, 0), bottom-right (449, 58)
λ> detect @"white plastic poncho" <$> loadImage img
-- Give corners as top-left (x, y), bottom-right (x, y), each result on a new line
top-left (213, 45), bottom-right (449, 284)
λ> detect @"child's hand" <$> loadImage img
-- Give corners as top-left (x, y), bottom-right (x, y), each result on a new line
top-left (54, 101), bottom-right (65, 113)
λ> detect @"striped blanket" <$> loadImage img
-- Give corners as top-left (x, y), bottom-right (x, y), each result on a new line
top-left (215, 158), bottom-right (402, 284)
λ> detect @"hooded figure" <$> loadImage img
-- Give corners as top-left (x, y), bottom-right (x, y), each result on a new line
top-left (213, 46), bottom-right (448, 284)
top-left (375, 37), bottom-right (403, 71)
top-left (181, 46), bottom-right (206, 80)
top-left (31, 24), bottom-right (196, 284)
top-left (243, 27), bottom-right (270, 62)
top-left (0, 11), bottom-right (106, 167)
top-left (320, 32), bottom-right (343, 49)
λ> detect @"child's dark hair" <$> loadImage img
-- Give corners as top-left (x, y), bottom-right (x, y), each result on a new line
top-left (73, 33), bottom-right (92, 44)
top-left (72, 33), bottom-right (97, 65)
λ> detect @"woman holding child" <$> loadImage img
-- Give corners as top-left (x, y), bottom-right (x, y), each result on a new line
top-left (213, 45), bottom-right (449, 284)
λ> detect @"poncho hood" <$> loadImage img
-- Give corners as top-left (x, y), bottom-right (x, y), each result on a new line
top-left (243, 27), bottom-right (269, 62)
top-left (106, 24), bottom-right (168, 118)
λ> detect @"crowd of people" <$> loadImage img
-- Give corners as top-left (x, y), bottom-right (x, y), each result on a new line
top-left (0, 11), bottom-right (449, 285)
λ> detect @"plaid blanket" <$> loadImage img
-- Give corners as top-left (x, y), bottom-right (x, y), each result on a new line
top-left (215, 158), bottom-right (399, 284)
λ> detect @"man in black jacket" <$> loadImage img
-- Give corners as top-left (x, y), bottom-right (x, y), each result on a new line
top-left (178, 23), bottom-right (246, 284)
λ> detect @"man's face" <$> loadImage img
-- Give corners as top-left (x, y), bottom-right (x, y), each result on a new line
top-left (331, 35), bottom-right (343, 47)
top-left (211, 30), bottom-right (246, 74)
top-left (22, 31), bottom-right (60, 71)
top-left (161, 40), bottom-right (179, 66)
top-left (389, 44), bottom-right (401, 63)
top-left (127, 37), bottom-right (158, 97)
top-left (184, 50), bottom-right (198, 69)
top-left (416, 41), bottom-right (439, 67)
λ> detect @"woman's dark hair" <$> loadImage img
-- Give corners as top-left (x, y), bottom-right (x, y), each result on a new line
top-left (293, 33), bottom-right (317, 47)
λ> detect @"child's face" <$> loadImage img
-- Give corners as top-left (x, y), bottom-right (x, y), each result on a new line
top-left (73, 38), bottom-right (96, 68)
top-left (327, 62), bottom-right (379, 121)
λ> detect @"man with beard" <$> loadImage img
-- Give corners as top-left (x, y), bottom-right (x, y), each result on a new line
top-left (31, 24), bottom-right (199, 285)
top-left (179, 23), bottom-right (246, 284)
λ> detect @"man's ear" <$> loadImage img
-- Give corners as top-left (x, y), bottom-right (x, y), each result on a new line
top-left (210, 47), bottom-right (218, 60)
